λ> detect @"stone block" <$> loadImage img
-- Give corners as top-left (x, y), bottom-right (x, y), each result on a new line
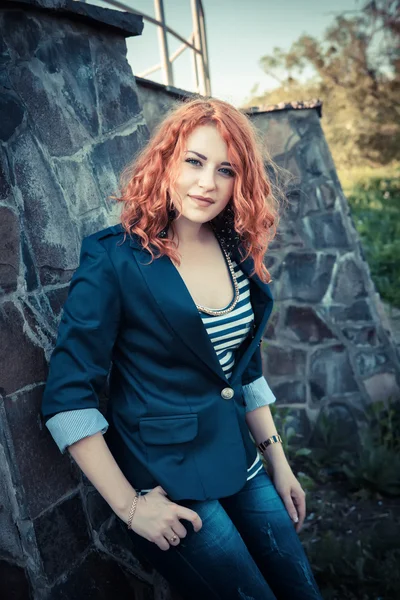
top-left (277, 221), bottom-right (305, 249)
top-left (89, 126), bottom-right (149, 202)
top-left (0, 91), bottom-right (25, 143)
top-left (327, 299), bottom-right (373, 323)
top-left (0, 149), bottom-right (12, 201)
top-left (20, 230), bottom-right (39, 292)
top-left (299, 134), bottom-right (333, 177)
top-left (342, 326), bottom-right (379, 346)
top-left (0, 207), bottom-right (19, 293)
top-left (0, 12), bottom-right (41, 61)
top-left (53, 155), bottom-right (102, 218)
top-left (33, 494), bottom-right (90, 583)
top-left (45, 286), bottom-right (69, 320)
top-left (99, 516), bottom-right (153, 577)
top-left (309, 344), bottom-right (358, 403)
top-left (90, 33), bottom-right (142, 135)
top-left (319, 181), bottom-right (337, 209)
top-left (0, 444), bottom-right (24, 562)
top-left (331, 256), bottom-right (368, 304)
top-left (77, 210), bottom-right (110, 240)
top-left (263, 345), bottom-right (306, 377)
top-left (363, 372), bottom-right (400, 404)
top-left (50, 550), bottom-right (150, 600)
top-left (283, 306), bottom-right (335, 344)
top-left (273, 381), bottom-right (307, 404)
top-left (11, 130), bottom-right (80, 285)
top-left (354, 349), bottom-right (390, 377)
top-left (284, 186), bottom-right (302, 220)
top-left (0, 302), bottom-right (47, 396)
top-left (0, 560), bottom-right (32, 600)
top-left (257, 113), bottom-right (300, 157)
top-left (289, 109), bottom-right (317, 137)
top-left (299, 184), bottom-right (321, 217)
top-left (280, 251), bottom-right (335, 302)
top-left (84, 486), bottom-right (112, 533)
top-left (4, 386), bottom-right (78, 519)
top-left (264, 254), bottom-right (282, 280)
top-left (303, 211), bottom-right (350, 249)
top-left (264, 309), bottom-right (279, 340)
top-left (11, 59), bottom-right (95, 157)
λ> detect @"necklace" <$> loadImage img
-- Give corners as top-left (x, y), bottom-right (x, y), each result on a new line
top-left (195, 247), bottom-right (240, 316)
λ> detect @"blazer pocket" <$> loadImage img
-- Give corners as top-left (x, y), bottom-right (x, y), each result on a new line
top-left (139, 414), bottom-right (198, 445)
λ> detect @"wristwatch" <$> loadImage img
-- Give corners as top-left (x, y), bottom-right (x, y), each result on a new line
top-left (257, 434), bottom-right (282, 454)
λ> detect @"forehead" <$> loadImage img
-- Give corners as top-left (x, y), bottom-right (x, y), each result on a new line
top-left (185, 124), bottom-right (228, 154)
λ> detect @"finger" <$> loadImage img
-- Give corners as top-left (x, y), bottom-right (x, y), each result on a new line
top-left (176, 507), bottom-right (203, 531)
top-left (281, 493), bottom-right (299, 525)
top-left (293, 491), bottom-right (306, 529)
top-left (154, 533), bottom-right (170, 551)
top-left (163, 528), bottom-right (181, 546)
top-left (172, 521), bottom-right (187, 539)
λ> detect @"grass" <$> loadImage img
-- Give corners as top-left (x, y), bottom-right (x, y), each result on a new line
top-left (337, 163), bottom-right (400, 308)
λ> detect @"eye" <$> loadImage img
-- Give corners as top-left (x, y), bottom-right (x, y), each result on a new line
top-left (220, 168), bottom-right (235, 177)
top-left (185, 159), bottom-right (235, 177)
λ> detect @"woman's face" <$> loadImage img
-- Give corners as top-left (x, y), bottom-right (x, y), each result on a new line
top-left (171, 123), bottom-right (236, 224)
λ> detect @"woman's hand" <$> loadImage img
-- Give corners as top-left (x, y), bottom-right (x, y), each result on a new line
top-left (269, 463), bottom-right (306, 533)
top-left (126, 485), bottom-right (203, 551)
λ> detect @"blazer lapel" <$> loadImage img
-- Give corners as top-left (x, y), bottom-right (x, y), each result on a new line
top-left (129, 234), bottom-right (273, 384)
top-left (129, 236), bottom-right (229, 381)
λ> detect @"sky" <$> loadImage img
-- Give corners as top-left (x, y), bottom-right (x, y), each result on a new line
top-left (86, 0), bottom-right (362, 107)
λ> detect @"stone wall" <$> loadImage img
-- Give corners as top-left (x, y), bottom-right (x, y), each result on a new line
top-left (1, 1), bottom-right (399, 599)
top-left (0, 1), bottom-right (174, 599)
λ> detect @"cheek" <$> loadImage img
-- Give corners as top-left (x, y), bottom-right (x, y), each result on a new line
top-left (223, 178), bottom-right (235, 199)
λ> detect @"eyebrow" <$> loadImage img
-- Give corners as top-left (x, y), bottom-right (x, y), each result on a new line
top-left (186, 150), bottom-right (234, 168)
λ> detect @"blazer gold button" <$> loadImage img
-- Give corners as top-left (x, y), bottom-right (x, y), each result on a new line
top-left (221, 387), bottom-right (234, 400)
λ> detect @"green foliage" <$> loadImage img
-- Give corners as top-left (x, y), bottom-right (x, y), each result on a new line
top-left (340, 397), bottom-right (400, 496)
top-left (272, 395), bottom-right (400, 497)
top-left (346, 170), bottom-right (400, 307)
top-left (306, 526), bottom-right (400, 599)
top-left (245, 2), bottom-right (400, 169)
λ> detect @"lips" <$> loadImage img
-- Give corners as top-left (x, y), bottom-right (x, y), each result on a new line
top-left (189, 195), bottom-right (214, 206)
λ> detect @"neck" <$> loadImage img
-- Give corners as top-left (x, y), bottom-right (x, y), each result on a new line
top-left (169, 217), bottom-right (212, 247)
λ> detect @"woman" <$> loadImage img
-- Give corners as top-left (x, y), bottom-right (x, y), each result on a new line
top-left (41, 97), bottom-right (323, 600)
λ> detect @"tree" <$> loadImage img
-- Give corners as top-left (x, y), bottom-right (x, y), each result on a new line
top-left (245, 1), bottom-right (400, 168)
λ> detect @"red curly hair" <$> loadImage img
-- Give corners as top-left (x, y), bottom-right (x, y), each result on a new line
top-left (114, 96), bottom-right (282, 283)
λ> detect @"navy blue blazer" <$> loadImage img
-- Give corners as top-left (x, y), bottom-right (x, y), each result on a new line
top-left (41, 224), bottom-right (274, 501)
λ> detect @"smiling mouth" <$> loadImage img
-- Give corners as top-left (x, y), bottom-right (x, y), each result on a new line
top-left (189, 195), bottom-right (214, 205)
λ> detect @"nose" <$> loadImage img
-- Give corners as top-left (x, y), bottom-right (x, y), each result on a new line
top-left (198, 166), bottom-right (216, 192)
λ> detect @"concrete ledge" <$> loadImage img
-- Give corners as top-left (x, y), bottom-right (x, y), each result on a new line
top-left (3, 0), bottom-right (144, 37)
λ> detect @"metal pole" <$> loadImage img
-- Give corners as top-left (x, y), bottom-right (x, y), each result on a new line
top-left (199, 2), bottom-right (211, 96)
top-left (154, 0), bottom-right (174, 86)
top-left (190, 0), bottom-right (207, 96)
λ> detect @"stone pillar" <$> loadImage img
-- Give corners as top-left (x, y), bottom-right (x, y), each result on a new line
top-left (0, 1), bottom-right (174, 598)
top-left (251, 105), bottom-right (400, 434)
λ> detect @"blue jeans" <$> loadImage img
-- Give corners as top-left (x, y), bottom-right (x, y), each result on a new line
top-left (128, 468), bottom-right (323, 600)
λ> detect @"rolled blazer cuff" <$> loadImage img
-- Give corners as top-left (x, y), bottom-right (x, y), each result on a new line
top-left (46, 408), bottom-right (109, 453)
top-left (243, 376), bottom-right (276, 412)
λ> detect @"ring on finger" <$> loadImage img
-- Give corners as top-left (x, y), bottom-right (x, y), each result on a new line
top-left (169, 534), bottom-right (178, 543)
